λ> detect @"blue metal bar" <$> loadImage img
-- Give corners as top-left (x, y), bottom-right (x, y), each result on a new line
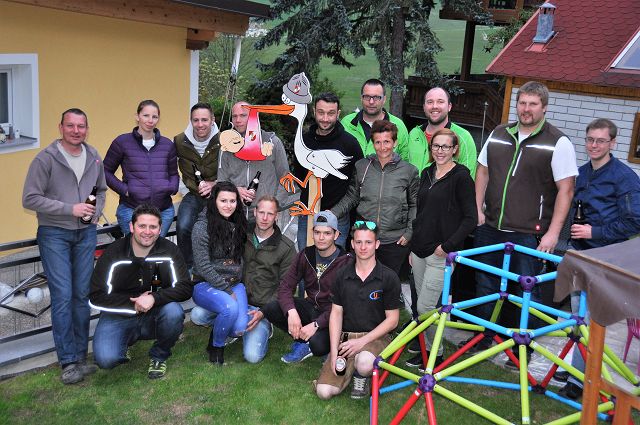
top-left (451, 309), bottom-right (513, 337)
top-left (456, 243), bottom-right (506, 257)
top-left (443, 376), bottom-right (522, 391)
top-left (378, 380), bottom-right (415, 395)
top-left (453, 293), bottom-right (501, 310)
top-left (512, 244), bottom-right (563, 263)
top-left (455, 255), bottom-right (521, 282)
top-left (529, 320), bottom-right (577, 338)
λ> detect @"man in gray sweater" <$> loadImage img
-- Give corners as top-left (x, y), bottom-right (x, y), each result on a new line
top-left (22, 108), bottom-right (107, 385)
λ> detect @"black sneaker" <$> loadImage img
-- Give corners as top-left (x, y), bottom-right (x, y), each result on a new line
top-left (77, 360), bottom-right (98, 376)
top-left (553, 370), bottom-right (570, 382)
top-left (60, 363), bottom-right (84, 385)
top-left (350, 373), bottom-right (371, 399)
top-left (405, 353), bottom-right (424, 368)
top-left (558, 382), bottom-right (583, 400)
top-left (148, 359), bottom-right (167, 379)
top-left (407, 339), bottom-right (421, 354)
top-left (418, 355), bottom-right (444, 373)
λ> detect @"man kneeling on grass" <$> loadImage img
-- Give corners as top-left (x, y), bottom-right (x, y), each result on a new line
top-left (89, 204), bottom-right (193, 379)
top-left (316, 221), bottom-right (401, 400)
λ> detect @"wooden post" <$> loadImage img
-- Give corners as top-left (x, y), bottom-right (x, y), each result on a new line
top-left (580, 320), bottom-right (605, 425)
top-left (305, 177), bottom-right (321, 247)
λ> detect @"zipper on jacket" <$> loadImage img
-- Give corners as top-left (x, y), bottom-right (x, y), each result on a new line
top-left (376, 170), bottom-right (386, 224)
top-left (305, 250), bottom-right (341, 310)
top-left (497, 137), bottom-right (522, 230)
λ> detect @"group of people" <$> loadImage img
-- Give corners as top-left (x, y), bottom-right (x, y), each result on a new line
top-left (21, 78), bottom-right (640, 403)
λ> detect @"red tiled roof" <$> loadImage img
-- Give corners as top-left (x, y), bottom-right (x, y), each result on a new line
top-left (486, 0), bottom-right (640, 88)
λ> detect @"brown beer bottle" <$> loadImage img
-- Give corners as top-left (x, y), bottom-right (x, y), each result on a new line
top-left (335, 333), bottom-right (348, 376)
top-left (573, 200), bottom-right (587, 225)
top-left (150, 263), bottom-right (162, 293)
top-left (243, 171), bottom-right (261, 206)
top-left (80, 186), bottom-right (98, 224)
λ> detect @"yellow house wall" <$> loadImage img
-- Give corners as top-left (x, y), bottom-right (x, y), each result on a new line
top-left (0, 1), bottom-right (192, 244)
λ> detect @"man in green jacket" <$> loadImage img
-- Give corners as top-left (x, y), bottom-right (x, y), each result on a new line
top-left (174, 102), bottom-right (220, 268)
top-left (190, 196), bottom-right (296, 363)
top-left (407, 87), bottom-right (477, 178)
top-left (341, 78), bottom-right (409, 161)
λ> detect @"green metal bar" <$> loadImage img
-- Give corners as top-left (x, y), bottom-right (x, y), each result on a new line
top-left (424, 313), bottom-right (447, 374)
top-left (377, 361), bottom-right (420, 383)
top-left (433, 385), bottom-right (514, 425)
top-left (435, 340), bottom-right (515, 380)
top-left (518, 344), bottom-right (531, 425)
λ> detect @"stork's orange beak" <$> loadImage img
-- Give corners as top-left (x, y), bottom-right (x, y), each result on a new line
top-left (243, 104), bottom-right (295, 115)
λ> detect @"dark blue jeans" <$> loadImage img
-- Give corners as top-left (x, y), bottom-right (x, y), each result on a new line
top-left (474, 224), bottom-right (543, 325)
top-left (93, 302), bottom-right (185, 369)
top-left (37, 225), bottom-right (96, 366)
top-left (176, 192), bottom-right (207, 268)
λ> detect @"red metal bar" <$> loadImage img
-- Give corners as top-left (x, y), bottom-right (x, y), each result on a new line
top-left (425, 392), bottom-right (437, 424)
top-left (390, 388), bottom-right (422, 425)
top-left (494, 335), bottom-right (538, 386)
top-left (371, 368), bottom-right (379, 425)
top-left (541, 339), bottom-right (574, 388)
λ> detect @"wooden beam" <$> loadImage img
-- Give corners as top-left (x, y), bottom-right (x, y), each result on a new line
top-left (6, 0), bottom-right (250, 35)
top-left (186, 28), bottom-right (218, 50)
top-left (460, 21), bottom-right (476, 81)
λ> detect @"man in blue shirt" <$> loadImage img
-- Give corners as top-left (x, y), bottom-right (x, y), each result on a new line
top-left (558, 118), bottom-right (640, 399)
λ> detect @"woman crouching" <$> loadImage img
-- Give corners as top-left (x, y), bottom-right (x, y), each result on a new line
top-left (192, 181), bottom-right (248, 365)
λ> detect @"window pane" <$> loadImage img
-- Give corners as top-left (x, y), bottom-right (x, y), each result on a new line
top-left (0, 73), bottom-right (8, 124)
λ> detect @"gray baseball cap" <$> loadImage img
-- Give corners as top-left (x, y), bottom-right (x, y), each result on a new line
top-left (313, 211), bottom-right (338, 232)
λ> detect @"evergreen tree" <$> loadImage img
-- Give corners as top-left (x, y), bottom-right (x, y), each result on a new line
top-left (254, 0), bottom-right (490, 115)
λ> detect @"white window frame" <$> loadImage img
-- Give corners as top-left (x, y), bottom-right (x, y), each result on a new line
top-left (0, 54), bottom-right (39, 154)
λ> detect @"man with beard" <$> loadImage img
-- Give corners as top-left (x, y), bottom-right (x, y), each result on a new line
top-left (407, 87), bottom-right (477, 177)
top-left (90, 204), bottom-right (193, 379)
top-left (461, 81), bottom-right (578, 369)
top-left (295, 93), bottom-right (363, 251)
top-left (342, 79), bottom-right (409, 161)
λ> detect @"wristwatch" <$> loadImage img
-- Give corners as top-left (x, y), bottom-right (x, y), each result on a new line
top-left (313, 321), bottom-right (319, 328)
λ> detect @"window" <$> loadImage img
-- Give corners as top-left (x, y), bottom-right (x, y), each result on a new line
top-left (0, 54), bottom-right (39, 154)
top-left (628, 113), bottom-right (640, 164)
top-left (612, 30), bottom-right (640, 71)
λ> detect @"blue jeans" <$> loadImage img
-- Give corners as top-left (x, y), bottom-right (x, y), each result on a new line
top-left (474, 224), bottom-right (543, 324)
top-left (116, 203), bottom-right (174, 237)
top-left (93, 302), bottom-right (185, 369)
top-left (37, 225), bottom-right (96, 366)
top-left (297, 213), bottom-right (349, 252)
top-left (176, 193), bottom-right (207, 268)
top-left (192, 282), bottom-right (249, 347)
top-left (191, 304), bottom-right (272, 363)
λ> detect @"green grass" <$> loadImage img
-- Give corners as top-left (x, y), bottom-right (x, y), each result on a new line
top-left (0, 322), bottom-right (581, 425)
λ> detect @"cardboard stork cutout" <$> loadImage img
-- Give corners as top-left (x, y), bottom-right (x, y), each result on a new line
top-left (219, 73), bottom-right (353, 245)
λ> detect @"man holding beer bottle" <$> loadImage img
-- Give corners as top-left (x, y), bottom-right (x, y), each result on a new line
top-left (89, 204), bottom-right (193, 380)
top-left (315, 220), bottom-right (401, 400)
top-left (22, 108), bottom-right (107, 385)
top-left (557, 118), bottom-right (640, 399)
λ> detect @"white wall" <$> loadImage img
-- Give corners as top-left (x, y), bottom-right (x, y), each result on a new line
top-left (508, 88), bottom-right (640, 175)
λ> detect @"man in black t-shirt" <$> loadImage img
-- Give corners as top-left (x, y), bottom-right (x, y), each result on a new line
top-left (315, 221), bottom-right (401, 400)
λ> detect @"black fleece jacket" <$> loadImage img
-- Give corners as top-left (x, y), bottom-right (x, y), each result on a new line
top-left (410, 163), bottom-right (477, 258)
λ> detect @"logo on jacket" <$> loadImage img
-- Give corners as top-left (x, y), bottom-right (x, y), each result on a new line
top-left (369, 290), bottom-right (383, 300)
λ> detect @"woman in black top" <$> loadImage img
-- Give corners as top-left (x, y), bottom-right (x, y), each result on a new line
top-left (406, 128), bottom-right (477, 368)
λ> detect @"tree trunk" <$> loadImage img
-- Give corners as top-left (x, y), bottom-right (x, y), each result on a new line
top-left (389, 1), bottom-right (407, 117)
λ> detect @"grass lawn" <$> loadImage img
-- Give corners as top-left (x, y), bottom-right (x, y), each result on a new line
top-left (1, 321), bottom-right (581, 425)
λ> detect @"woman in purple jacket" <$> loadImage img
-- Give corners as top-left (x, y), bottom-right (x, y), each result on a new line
top-left (104, 100), bottom-right (179, 236)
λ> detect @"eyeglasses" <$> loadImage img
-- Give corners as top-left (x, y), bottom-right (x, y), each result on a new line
top-left (361, 95), bottom-right (383, 102)
top-left (430, 143), bottom-right (454, 152)
top-left (353, 220), bottom-right (377, 230)
top-left (585, 137), bottom-right (611, 145)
